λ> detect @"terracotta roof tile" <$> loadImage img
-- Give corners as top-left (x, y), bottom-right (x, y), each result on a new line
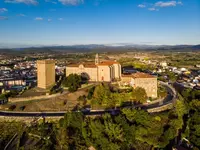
top-left (67, 63), bottom-right (97, 68)
top-left (67, 64), bottom-right (79, 67)
top-left (67, 60), bottom-right (119, 67)
top-left (122, 72), bottom-right (155, 78)
top-left (98, 61), bottom-right (119, 66)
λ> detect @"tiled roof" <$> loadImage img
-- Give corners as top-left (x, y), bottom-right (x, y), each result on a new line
top-left (67, 64), bottom-right (79, 67)
top-left (84, 64), bottom-right (97, 68)
top-left (98, 61), bottom-right (119, 66)
top-left (122, 72), bottom-right (155, 78)
top-left (67, 60), bottom-right (119, 67)
top-left (121, 74), bottom-right (133, 78)
top-left (67, 63), bottom-right (97, 68)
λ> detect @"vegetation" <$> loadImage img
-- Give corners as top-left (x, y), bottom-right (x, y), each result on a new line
top-left (132, 87), bottom-right (147, 103)
top-left (0, 106), bottom-right (187, 150)
top-left (2, 84), bottom-right (200, 149)
top-left (89, 83), bottom-right (132, 109)
top-left (157, 85), bottom-right (168, 98)
top-left (119, 58), bottom-right (155, 71)
top-left (0, 121), bottom-right (24, 149)
top-left (158, 71), bottom-right (178, 82)
top-left (9, 104), bottom-right (16, 111)
top-left (166, 52), bottom-right (200, 67)
top-left (0, 94), bottom-right (7, 99)
top-left (178, 88), bottom-right (200, 148)
top-left (89, 83), bottom-right (148, 109)
top-left (62, 74), bottom-right (82, 92)
top-left (0, 91), bottom-right (19, 100)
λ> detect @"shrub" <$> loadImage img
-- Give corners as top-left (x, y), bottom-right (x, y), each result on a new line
top-left (87, 86), bottom-right (95, 99)
top-left (9, 105), bottom-right (16, 111)
top-left (63, 100), bottom-right (67, 105)
top-left (19, 106), bottom-right (26, 111)
top-left (78, 95), bottom-right (86, 101)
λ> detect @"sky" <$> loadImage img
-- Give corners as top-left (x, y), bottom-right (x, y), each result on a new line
top-left (0, 0), bottom-right (200, 48)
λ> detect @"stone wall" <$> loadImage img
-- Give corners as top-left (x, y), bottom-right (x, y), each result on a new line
top-left (147, 103), bottom-right (174, 113)
top-left (66, 66), bottom-right (98, 82)
top-left (134, 78), bottom-right (158, 98)
top-left (8, 93), bottom-right (60, 103)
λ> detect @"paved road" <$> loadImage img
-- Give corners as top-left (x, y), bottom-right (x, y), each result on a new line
top-left (0, 81), bottom-right (176, 117)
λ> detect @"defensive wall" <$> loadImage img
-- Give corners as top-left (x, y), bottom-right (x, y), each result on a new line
top-left (8, 93), bottom-right (61, 103)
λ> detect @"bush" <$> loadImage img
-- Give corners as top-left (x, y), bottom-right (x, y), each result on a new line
top-left (63, 100), bottom-right (67, 105)
top-left (19, 106), bottom-right (26, 111)
top-left (9, 105), bottom-right (16, 111)
top-left (87, 87), bottom-right (95, 99)
top-left (78, 95), bottom-right (86, 101)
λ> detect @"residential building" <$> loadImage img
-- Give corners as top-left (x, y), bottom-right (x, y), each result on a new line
top-left (160, 61), bottom-right (168, 68)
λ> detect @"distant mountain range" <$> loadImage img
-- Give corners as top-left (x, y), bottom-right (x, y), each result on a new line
top-left (0, 44), bottom-right (200, 53)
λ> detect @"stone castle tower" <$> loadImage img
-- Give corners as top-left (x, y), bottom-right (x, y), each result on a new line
top-left (37, 60), bottom-right (55, 89)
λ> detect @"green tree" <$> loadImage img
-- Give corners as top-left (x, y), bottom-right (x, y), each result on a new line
top-left (175, 95), bottom-right (188, 117)
top-left (62, 74), bottom-right (81, 92)
top-left (181, 88), bottom-right (192, 101)
top-left (189, 112), bottom-right (200, 147)
top-left (167, 71), bottom-right (177, 82)
top-left (55, 112), bottom-right (87, 150)
top-left (91, 83), bottom-right (111, 105)
top-left (189, 99), bottom-right (200, 111)
top-left (87, 86), bottom-right (95, 100)
top-left (132, 87), bottom-right (147, 103)
top-left (103, 114), bottom-right (123, 143)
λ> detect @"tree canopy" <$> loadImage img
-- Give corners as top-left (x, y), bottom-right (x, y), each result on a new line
top-left (90, 83), bottom-right (131, 108)
top-left (132, 87), bottom-right (147, 103)
top-left (62, 74), bottom-right (82, 92)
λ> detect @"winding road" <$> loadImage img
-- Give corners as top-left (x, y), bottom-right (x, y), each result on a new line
top-left (0, 81), bottom-right (177, 117)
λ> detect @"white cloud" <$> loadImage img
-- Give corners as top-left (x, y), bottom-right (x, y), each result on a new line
top-left (35, 17), bottom-right (43, 21)
top-left (58, 0), bottom-right (83, 5)
top-left (138, 4), bottom-right (146, 8)
top-left (45, 0), bottom-right (57, 4)
top-left (177, 1), bottom-right (183, 5)
top-left (5, 0), bottom-right (38, 5)
top-left (48, 19), bottom-right (52, 22)
top-left (148, 8), bottom-right (159, 11)
top-left (155, 1), bottom-right (182, 7)
top-left (58, 18), bottom-right (63, 21)
top-left (0, 16), bottom-right (8, 20)
top-left (0, 8), bottom-right (8, 13)
top-left (17, 13), bottom-right (26, 17)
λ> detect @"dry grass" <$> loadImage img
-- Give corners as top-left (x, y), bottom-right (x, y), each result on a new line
top-left (1, 90), bottom-right (88, 112)
top-left (17, 87), bottom-right (47, 98)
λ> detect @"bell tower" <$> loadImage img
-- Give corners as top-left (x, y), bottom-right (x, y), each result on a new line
top-left (95, 53), bottom-right (99, 65)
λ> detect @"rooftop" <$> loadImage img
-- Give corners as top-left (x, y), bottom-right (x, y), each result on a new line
top-left (67, 60), bottom-right (119, 68)
top-left (98, 61), bottom-right (119, 66)
top-left (67, 62), bottom-right (97, 68)
top-left (122, 72), bottom-right (155, 78)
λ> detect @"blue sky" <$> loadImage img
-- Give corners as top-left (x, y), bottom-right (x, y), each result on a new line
top-left (0, 0), bottom-right (200, 48)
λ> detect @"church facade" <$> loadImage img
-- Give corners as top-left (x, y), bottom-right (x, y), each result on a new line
top-left (66, 54), bottom-right (122, 82)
